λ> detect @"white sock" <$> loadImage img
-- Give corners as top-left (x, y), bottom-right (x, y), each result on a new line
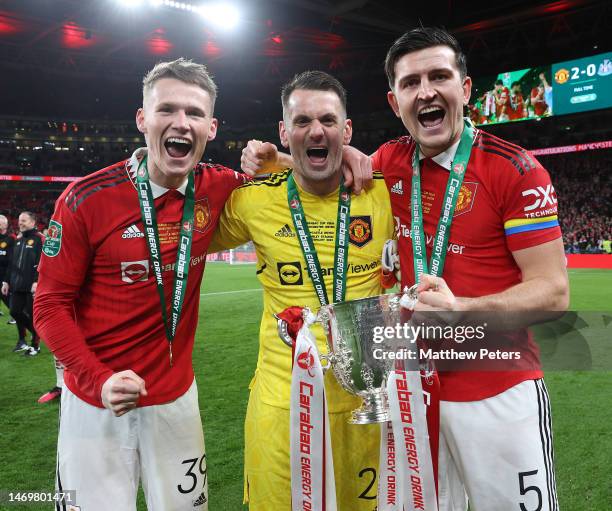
top-left (54, 357), bottom-right (64, 388)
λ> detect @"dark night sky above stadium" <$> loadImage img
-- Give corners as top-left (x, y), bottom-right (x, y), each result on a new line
top-left (1, 0), bottom-right (609, 124)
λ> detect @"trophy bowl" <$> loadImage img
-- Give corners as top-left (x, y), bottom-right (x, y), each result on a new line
top-left (318, 292), bottom-right (406, 425)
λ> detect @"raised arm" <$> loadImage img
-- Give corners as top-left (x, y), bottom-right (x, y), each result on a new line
top-left (240, 139), bottom-right (373, 194)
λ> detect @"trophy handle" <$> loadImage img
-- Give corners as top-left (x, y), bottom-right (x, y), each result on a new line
top-left (276, 309), bottom-right (333, 373)
top-left (399, 283), bottom-right (419, 310)
top-left (274, 306), bottom-right (318, 348)
top-left (275, 314), bottom-right (295, 348)
top-left (319, 353), bottom-right (335, 374)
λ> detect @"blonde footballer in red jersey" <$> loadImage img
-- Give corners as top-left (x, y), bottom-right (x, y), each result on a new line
top-left (34, 59), bottom-right (247, 511)
top-left (377, 27), bottom-right (568, 511)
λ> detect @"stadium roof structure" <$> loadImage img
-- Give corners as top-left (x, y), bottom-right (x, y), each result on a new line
top-left (1, 0), bottom-right (609, 121)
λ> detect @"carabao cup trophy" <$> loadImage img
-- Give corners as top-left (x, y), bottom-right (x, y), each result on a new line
top-left (278, 289), bottom-right (418, 425)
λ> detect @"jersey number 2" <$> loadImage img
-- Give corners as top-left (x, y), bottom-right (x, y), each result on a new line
top-left (358, 467), bottom-right (377, 500)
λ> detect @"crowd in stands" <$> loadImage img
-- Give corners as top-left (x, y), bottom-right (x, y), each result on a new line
top-left (1, 115), bottom-right (610, 254)
top-left (540, 150), bottom-right (612, 254)
top-left (0, 191), bottom-right (57, 234)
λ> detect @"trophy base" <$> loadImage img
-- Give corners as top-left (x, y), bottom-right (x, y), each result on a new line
top-left (349, 393), bottom-right (389, 424)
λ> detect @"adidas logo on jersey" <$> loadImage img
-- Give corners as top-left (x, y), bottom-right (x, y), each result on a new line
top-left (275, 223), bottom-right (295, 237)
top-left (122, 224), bottom-right (144, 239)
top-left (391, 180), bottom-right (404, 195)
top-left (193, 492), bottom-right (207, 507)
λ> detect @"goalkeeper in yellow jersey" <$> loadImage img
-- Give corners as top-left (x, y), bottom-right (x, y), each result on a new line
top-left (210, 70), bottom-right (395, 510)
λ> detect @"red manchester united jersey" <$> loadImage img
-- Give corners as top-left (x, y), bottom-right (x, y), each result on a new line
top-left (37, 152), bottom-right (246, 407)
top-left (373, 130), bottom-right (562, 401)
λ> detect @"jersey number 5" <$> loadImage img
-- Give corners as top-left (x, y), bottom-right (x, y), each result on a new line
top-left (519, 469), bottom-right (542, 511)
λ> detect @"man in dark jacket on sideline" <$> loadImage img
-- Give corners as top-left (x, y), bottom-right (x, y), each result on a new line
top-left (2, 211), bottom-right (44, 355)
top-left (0, 214), bottom-right (16, 323)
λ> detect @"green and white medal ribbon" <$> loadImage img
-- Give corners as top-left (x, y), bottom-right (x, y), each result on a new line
top-left (411, 120), bottom-right (475, 282)
top-left (380, 122), bottom-right (476, 511)
top-left (287, 171), bottom-right (349, 511)
top-left (286, 172), bottom-right (350, 306)
top-left (135, 156), bottom-right (195, 367)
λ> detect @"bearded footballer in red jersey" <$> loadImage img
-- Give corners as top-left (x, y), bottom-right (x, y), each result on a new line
top-left (373, 28), bottom-right (568, 511)
top-left (33, 59), bottom-right (247, 511)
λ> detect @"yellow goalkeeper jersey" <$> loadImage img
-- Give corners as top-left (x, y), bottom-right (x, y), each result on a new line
top-left (210, 169), bottom-right (394, 412)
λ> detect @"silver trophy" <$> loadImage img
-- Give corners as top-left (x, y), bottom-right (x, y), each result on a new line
top-left (277, 287), bottom-right (419, 425)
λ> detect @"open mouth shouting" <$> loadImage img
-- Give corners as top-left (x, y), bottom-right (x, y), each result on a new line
top-left (418, 105), bottom-right (446, 129)
top-left (164, 136), bottom-right (193, 159)
top-left (306, 146), bottom-right (329, 166)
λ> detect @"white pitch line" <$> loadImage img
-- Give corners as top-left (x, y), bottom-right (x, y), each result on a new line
top-left (568, 269), bottom-right (612, 275)
top-left (200, 288), bottom-right (262, 297)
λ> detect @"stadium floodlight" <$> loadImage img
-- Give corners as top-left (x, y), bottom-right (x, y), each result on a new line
top-left (198, 2), bottom-right (240, 30)
top-left (117, 0), bottom-right (144, 6)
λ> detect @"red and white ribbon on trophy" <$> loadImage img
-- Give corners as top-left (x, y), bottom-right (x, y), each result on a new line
top-left (281, 307), bottom-right (337, 511)
top-left (377, 287), bottom-right (438, 511)
top-left (378, 364), bottom-right (438, 511)
top-left (280, 304), bottom-right (437, 511)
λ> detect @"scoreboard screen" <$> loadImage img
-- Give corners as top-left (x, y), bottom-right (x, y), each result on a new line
top-left (552, 52), bottom-right (612, 115)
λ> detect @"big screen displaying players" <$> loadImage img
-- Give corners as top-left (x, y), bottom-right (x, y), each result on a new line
top-left (552, 52), bottom-right (612, 115)
top-left (468, 66), bottom-right (553, 126)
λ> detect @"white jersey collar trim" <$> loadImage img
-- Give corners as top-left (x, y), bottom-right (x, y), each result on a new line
top-left (127, 147), bottom-right (187, 198)
top-left (418, 138), bottom-right (461, 172)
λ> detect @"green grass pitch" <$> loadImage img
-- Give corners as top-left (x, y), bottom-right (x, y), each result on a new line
top-left (0, 266), bottom-right (610, 509)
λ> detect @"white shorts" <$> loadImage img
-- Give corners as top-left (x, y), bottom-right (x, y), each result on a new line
top-left (438, 379), bottom-right (558, 511)
top-left (56, 380), bottom-right (207, 511)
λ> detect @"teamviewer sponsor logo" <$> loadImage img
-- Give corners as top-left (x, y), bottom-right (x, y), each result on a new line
top-left (277, 261), bottom-right (303, 285)
top-left (121, 260), bottom-right (149, 283)
top-left (122, 224), bottom-right (145, 239)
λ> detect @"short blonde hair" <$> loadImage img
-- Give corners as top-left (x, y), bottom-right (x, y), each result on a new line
top-left (142, 57), bottom-right (218, 111)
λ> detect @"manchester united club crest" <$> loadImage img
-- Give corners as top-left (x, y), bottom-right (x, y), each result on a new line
top-left (290, 197), bottom-right (299, 209)
top-left (182, 220), bottom-right (192, 232)
top-left (348, 216), bottom-right (372, 248)
top-left (27, 239), bottom-right (34, 246)
top-left (194, 198), bottom-right (211, 233)
top-left (554, 68), bottom-right (570, 84)
top-left (453, 182), bottom-right (478, 217)
top-left (340, 191), bottom-right (350, 203)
